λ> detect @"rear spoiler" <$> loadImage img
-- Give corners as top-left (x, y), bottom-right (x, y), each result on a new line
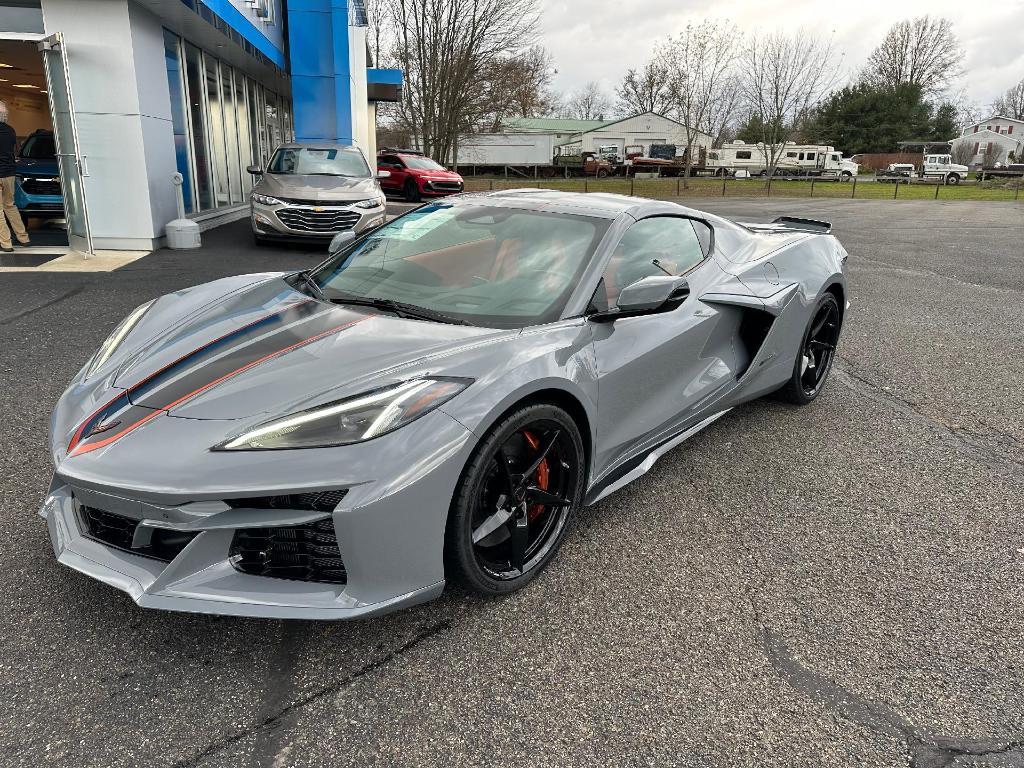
top-left (772, 216), bottom-right (832, 234)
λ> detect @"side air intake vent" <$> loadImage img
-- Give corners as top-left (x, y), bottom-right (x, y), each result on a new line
top-left (736, 308), bottom-right (776, 378)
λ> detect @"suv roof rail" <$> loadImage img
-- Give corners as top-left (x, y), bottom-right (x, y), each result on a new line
top-left (378, 147), bottom-right (425, 156)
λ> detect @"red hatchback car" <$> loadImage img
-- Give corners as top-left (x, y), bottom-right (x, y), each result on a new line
top-left (377, 150), bottom-right (465, 202)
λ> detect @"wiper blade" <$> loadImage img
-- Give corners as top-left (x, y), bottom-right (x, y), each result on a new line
top-left (293, 270), bottom-right (327, 301)
top-left (329, 294), bottom-right (471, 326)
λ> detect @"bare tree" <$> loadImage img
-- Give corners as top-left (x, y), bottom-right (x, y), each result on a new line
top-left (740, 30), bottom-right (839, 177)
top-left (950, 140), bottom-right (974, 167)
top-left (981, 140), bottom-right (1004, 168)
top-left (992, 78), bottom-right (1024, 121)
top-left (365, 0), bottom-right (389, 68)
top-left (484, 46), bottom-right (558, 130)
top-left (563, 81), bottom-right (612, 121)
top-left (616, 57), bottom-right (674, 116)
top-left (388, 0), bottom-right (540, 163)
top-left (862, 16), bottom-right (962, 98)
top-left (661, 21), bottom-right (739, 186)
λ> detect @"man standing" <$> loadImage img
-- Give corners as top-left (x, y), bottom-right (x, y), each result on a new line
top-left (0, 100), bottom-right (30, 253)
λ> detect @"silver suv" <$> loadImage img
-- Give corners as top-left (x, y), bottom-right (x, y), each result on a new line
top-left (248, 144), bottom-right (388, 244)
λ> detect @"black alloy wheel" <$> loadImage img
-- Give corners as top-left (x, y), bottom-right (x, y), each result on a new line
top-left (404, 179), bottom-right (422, 202)
top-left (446, 404), bottom-right (584, 595)
top-left (776, 293), bottom-right (842, 405)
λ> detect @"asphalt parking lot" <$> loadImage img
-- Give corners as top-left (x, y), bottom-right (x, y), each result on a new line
top-left (2, 198), bottom-right (1023, 768)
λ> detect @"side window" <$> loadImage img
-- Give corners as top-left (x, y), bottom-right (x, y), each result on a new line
top-left (602, 217), bottom-right (710, 306)
top-left (379, 155), bottom-right (400, 168)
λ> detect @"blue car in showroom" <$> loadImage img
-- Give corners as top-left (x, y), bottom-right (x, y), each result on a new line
top-left (15, 129), bottom-right (63, 220)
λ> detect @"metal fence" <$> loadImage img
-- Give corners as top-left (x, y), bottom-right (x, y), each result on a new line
top-left (460, 175), bottom-right (1024, 203)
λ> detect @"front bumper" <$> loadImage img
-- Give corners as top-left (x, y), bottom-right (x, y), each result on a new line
top-left (420, 179), bottom-right (464, 196)
top-left (252, 201), bottom-right (385, 240)
top-left (15, 178), bottom-right (64, 217)
top-left (42, 409), bottom-right (474, 619)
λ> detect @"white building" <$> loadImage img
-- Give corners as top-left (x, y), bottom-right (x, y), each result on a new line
top-left (455, 112), bottom-right (713, 168)
top-left (952, 115), bottom-right (1024, 167)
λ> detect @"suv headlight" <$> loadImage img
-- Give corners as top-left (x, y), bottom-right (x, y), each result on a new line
top-left (214, 378), bottom-right (470, 450)
top-left (354, 197), bottom-right (385, 209)
top-left (83, 299), bottom-right (155, 379)
top-left (252, 192), bottom-right (283, 206)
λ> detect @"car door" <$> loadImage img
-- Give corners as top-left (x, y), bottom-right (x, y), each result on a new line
top-left (377, 155), bottom-right (403, 192)
top-left (589, 215), bottom-right (742, 478)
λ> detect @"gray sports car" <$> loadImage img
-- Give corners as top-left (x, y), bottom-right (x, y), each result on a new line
top-left (41, 190), bottom-right (848, 619)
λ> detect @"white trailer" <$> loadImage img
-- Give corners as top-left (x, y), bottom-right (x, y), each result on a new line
top-left (454, 132), bottom-right (556, 169)
top-left (707, 141), bottom-right (859, 179)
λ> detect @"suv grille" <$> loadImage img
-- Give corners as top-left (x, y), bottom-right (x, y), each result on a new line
top-left (79, 505), bottom-right (198, 562)
top-left (277, 207), bottom-right (361, 233)
top-left (21, 176), bottom-right (61, 196)
top-left (229, 519), bottom-right (348, 584)
top-left (425, 180), bottom-right (462, 192)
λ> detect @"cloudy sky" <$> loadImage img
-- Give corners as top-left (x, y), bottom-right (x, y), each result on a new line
top-left (539, 0), bottom-right (1024, 111)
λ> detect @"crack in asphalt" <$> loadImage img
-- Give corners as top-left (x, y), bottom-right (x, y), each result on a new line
top-left (737, 542), bottom-right (1024, 768)
top-left (849, 250), bottom-right (1024, 295)
top-left (833, 363), bottom-right (1024, 476)
top-left (0, 285), bottom-right (84, 326)
top-left (169, 620), bottom-right (452, 768)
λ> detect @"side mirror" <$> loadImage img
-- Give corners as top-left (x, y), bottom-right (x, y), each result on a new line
top-left (246, 165), bottom-right (263, 176)
top-left (376, 170), bottom-right (392, 179)
top-left (329, 230), bottom-right (356, 253)
top-left (591, 276), bottom-right (690, 322)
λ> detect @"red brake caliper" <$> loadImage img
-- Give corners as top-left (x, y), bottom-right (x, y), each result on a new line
top-left (522, 430), bottom-right (550, 523)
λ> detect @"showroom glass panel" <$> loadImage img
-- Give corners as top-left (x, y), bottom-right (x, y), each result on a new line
top-left (183, 42), bottom-right (213, 211)
top-left (221, 63), bottom-right (242, 204)
top-left (163, 31), bottom-right (194, 213)
top-left (204, 53), bottom-right (230, 207)
top-left (265, 90), bottom-right (281, 155)
top-left (245, 78), bottom-right (262, 169)
top-left (235, 75), bottom-right (253, 195)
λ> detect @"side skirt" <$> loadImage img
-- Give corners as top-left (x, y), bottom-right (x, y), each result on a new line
top-left (584, 409), bottom-right (732, 506)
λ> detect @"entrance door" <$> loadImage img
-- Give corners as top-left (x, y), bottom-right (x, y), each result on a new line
top-left (40, 33), bottom-right (92, 254)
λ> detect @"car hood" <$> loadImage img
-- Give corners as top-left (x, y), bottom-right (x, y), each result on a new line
top-left (101, 277), bottom-right (504, 423)
top-left (256, 173), bottom-right (381, 201)
top-left (17, 157), bottom-right (59, 175)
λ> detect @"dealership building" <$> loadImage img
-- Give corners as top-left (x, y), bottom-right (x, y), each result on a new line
top-left (0, 0), bottom-right (401, 253)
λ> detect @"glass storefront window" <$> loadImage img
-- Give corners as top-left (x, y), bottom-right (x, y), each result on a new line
top-left (164, 30), bottom-right (288, 211)
top-left (183, 42), bottom-right (214, 211)
top-left (163, 31), bottom-right (194, 213)
top-left (235, 75), bottom-right (253, 194)
top-left (265, 90), bottom-right (280, 156)
top-left (204, 54), bottom-right (230, 207)
top-left (221, 64), bottom-right (242, 204)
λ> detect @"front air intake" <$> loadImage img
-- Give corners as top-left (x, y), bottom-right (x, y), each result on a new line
top-left (229, 518), bottom-right (348, 585)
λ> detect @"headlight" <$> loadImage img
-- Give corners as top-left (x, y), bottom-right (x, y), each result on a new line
top-left (215, 377), bottom-right (470, 450)
top-left (251, 192), bottom-right (283, 206)
top-left (354, 197), bottom-right (384, 209)
top-left (83, 300), bottom-right (155, 379)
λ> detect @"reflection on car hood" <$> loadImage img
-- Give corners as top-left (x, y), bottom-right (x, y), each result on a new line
top-left (255, 173), bottom-right (381, 201)
top-left (105, 278), bottom-right (505, 421)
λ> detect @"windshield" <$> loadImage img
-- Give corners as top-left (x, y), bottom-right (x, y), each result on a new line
top-left (268, 147), bottom-right (370, 178)
top-left (311, 202), bottom-right (609, 328)
top-left (20, 133), bottom-right (56, 160)
top-left (402, 156), bottom-right (445, 171)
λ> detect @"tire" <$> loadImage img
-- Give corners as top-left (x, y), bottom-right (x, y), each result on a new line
top-left (840, 171), bottom-right (852, 182)
top-left (596, 168), bottom-right (609, 179)
top-left (775, 292), bottom-right (842, 405)
top-left (253, 232), bottom-right (270, 246)
top-left (946, 173), bottom-right (960, 186)
top-left (445, 403), bottom-right (585, 596)
top-left (403, 179), bottom-right (422, 202)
